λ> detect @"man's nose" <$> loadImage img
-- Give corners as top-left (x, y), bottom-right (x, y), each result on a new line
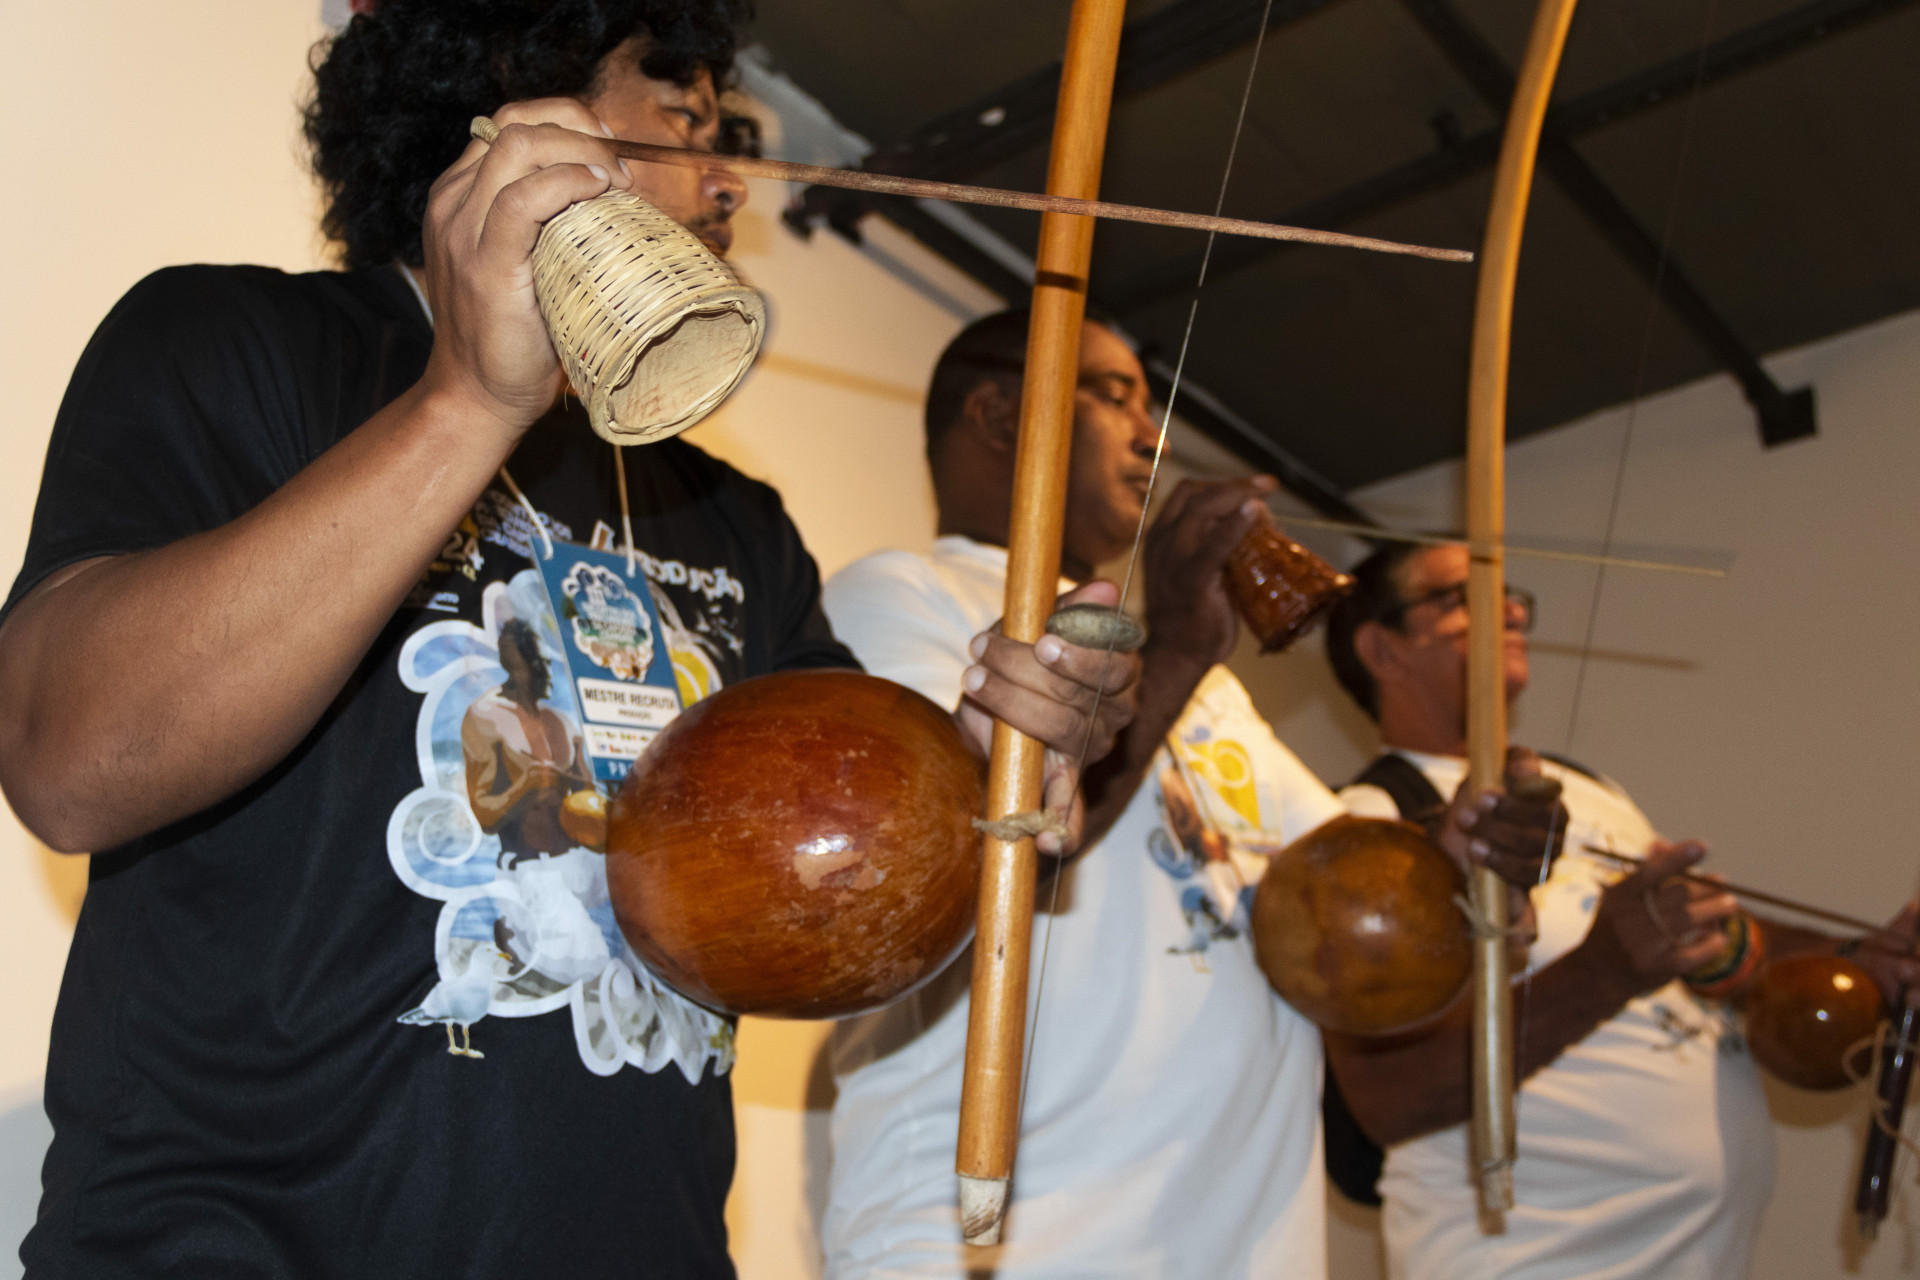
top-left (703, 166), bottom-right (748, 216)
top-left (1129, 406), bottom-right (1159, 456)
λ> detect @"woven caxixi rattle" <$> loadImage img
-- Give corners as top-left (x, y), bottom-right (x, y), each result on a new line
top-left (470, 116), bottom-right (766, 446)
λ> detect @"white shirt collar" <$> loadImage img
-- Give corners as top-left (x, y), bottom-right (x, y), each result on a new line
top-left (396, 263), bottom-right (433, 327)
top-left (932, 534), bottom-right (1009, 569)
top-left (1391, 747), bottom-right (1467, 776)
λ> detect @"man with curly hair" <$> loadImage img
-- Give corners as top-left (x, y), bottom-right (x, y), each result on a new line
top-left (0, 4), bottom-right (1137, 1276)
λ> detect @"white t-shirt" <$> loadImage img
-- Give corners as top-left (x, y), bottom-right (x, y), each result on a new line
top-left (1342, 751), bottom-right (1774, 1280)
top-left (820, 536), bottom-right (1346, 1280)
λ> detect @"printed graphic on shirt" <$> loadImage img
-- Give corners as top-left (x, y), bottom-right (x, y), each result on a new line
top-left (1146, 724), bottom-right (1281, 963)
top-left (388, 494), bottom-right (741, 1082)
top-left (1509, 772), bottom-right (1741, 1057)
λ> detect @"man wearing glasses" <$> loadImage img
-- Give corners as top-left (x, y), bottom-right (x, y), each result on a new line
top-left (1317, 540), bottom-right (1775, 1279)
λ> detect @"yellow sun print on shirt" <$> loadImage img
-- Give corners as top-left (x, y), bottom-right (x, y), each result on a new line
top-left (670, 643), bottom-right (720, 707)
top-left (1180, 739), bottom-right (1261, 829)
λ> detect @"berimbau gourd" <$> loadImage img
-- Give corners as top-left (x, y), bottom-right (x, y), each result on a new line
top-left (1743, 953), bottom-right (1882, 1092)
top-left (1251, 815), bottom-right (1472, 1037)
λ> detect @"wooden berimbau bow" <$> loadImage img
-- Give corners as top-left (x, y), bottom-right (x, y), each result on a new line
top-left (1461, 0), bottom-right (1581, 1219)
top-left (954, 0), bottom-right (1129, 1243)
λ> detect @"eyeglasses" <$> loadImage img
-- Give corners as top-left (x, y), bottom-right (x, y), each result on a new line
top-left (1385, 581), bottom-right (1535, 633)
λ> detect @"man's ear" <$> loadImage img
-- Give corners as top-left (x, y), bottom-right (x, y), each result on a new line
top-left (1352, 620), bottom-right (1403, 686)
top-left (960, 379), bottom-right (1020, 454)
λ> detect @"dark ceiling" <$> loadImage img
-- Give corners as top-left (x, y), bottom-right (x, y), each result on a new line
top-left (747, 0), bottom-right (1920, 503)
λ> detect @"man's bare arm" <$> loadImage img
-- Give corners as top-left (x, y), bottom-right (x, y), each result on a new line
top-left (0, 100), bottom-right (635, 852)
top-left (1077, 476), bottom-right (1275, 850)
top-left (1327, 841), bottom-right (1736, 1146)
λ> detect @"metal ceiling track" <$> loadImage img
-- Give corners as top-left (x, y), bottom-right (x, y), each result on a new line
top-left (789, 0), bottom-right (1913, 455)
top-left (784, 0), bottom-right (1341, 230)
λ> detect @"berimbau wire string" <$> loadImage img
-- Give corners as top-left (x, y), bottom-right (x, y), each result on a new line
top-left (1015, 0), bottom-right (1283, 1144)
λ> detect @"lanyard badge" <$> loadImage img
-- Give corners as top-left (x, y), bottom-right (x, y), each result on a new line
top-left (533, 541), bottom-right (683, 784)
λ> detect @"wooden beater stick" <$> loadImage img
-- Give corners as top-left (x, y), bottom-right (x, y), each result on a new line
top-left (1583, 845), bottom-right (1913, 948)
top-left (1463, 0), bottom-right (1582, 1220)
top-left (954, 0), bottom-right (1126, 1248)
top-left (607, 138), bottom-right (1473, 263)
top-left (1267, 512), bottom-right (1729, 578)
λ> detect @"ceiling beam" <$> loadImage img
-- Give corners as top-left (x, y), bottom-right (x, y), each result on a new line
top-left (777, 0), bottom-right (1908, 474)
top-left (1553, 0), bottom-right (1918, 131)
top-left (1113, 0), bottom-right (1915, 308)
top-left (803, 0), bottom-right (1913, 295)
top-left (1396, 0), bottom-right (1815, 445)
top-left (787, 0), bottom-right (1342, 230)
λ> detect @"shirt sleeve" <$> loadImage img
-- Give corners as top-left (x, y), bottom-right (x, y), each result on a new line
top-left (1232, 725), bottom-right (1345, 845)
top-left (821, 553), bottom-right (974, 711)
top-left (4, 267), bottom-right (315, 621)
top-left (1268, 746), bottom-right (1348, 840)
top-left (1184, 666), bottom-right (1347, 843)
top-left (1337, 783), bottom-right (1403, 820)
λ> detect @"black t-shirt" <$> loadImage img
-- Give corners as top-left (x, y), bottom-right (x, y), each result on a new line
top-left (8, 264), bottom-right (856, 1279)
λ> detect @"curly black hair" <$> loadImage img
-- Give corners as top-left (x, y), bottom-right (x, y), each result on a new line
top-left (306, 0), bottom-right (752, 269)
